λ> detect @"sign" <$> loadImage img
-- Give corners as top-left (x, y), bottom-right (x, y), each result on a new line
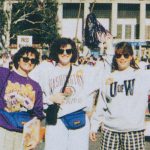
top-left (129, 42), bottom-right (146, 46)
top-left (17, 36), bottom-right (32, 49)
top-left (21, 117), bottom-right (40, 150)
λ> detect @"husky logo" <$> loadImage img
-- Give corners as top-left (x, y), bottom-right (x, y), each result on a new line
top-left (110, 79), bottom-right (135, 97)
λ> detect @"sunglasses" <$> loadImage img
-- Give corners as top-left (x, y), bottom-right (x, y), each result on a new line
top-left (22, 57), bottom-right (38, 64)
top-left (58, 49), bottom-right (72, 55)
top-left (115, 53), bottom-right (130, 59)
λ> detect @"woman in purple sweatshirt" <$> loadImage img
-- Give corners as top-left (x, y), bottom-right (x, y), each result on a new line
top-left (0, 47), bottom-right (44, 150)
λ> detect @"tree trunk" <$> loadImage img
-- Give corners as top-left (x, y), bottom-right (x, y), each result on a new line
top-left (3, 0), bottom-right (12, 50)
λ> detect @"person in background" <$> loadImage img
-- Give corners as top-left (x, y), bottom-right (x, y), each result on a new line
top-left (8, 61), bottom-right (14, 70)
top-left (41, 54), bottom-right (49, 62)
top-left (138, 56), bottom-right (148, 70)
top-left (145, 58), bottom-right (150, 70)
top-left (0, 52), bottom-right (11, 68)
top-left (90, 42), bottom-right (150, 150)
top-left (0, 46), bottom-right (44, 150)
top-left (78, 56), bottom-right (85, 65)
top-left (30, 37), bottom-right (102, 150)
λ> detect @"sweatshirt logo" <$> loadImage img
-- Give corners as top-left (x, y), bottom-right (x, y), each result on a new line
top-left (110, 79), bottom-right (135, 97)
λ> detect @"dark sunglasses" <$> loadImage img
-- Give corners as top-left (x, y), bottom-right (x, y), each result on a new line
top-left (115, 53), bottom-right (130, 59)
top-left (22, 57), bottom-right (38, 64)
top-left (58, 49), bottom-right (72, 55)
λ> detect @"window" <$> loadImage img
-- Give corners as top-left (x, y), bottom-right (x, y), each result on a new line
top-left (117, 25), bottom-right (122, 39)
top-left (125, 25), bottom-right (131, 39)
top-left (145, 25), bottom-right (150, 39)
top-left (117, 19), bottom-right (136, 39)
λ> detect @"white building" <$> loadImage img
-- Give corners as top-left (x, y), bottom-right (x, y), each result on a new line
top-left (58, 0), bottom-right (150, 40)
top-left (57, 0), bottom-right (150, 57)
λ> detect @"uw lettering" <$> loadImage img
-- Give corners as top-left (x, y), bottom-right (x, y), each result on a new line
top-left (124, 79), bottom-right (135, 96)
top-left (110, 82), bottom-right (117, 97)
top-left (110, 79), bottom-right (135, 97)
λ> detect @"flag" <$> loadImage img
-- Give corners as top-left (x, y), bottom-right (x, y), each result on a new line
top-left (84, 13), bottom-right (113, 49)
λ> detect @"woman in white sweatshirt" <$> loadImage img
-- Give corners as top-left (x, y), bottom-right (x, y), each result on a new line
top-left (30, 37), bottom-right (102, 150)
top-left (90, 42), bottom-right (150, 150)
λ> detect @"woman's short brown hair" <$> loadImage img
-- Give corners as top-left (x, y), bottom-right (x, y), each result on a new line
top-left (49, 37), bottom-right (78, 63)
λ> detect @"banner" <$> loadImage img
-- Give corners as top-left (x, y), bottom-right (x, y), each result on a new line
top-left (17, 36), bottom-right (32, 49)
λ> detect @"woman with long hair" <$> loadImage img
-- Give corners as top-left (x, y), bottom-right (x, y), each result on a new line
top-left (90, 42), bottom-right (150, 150)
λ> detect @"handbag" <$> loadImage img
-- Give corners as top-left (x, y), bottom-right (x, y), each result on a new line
top-left (46, 103), bottom-right (60, 125)
top-left (0, 109), bottom-right (31, 130)
top-left (46, 65), bottom-right (72, 125)
top-left (60, 109), bottom-right (86, 130)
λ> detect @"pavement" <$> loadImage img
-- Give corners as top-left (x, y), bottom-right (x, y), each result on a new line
top-left (37, 116), bottom-right (150, 150)
top-left (37, 131), bottom-right (150, 150)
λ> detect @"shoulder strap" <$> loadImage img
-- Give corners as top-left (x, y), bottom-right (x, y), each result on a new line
top-left (62, 65), bottom-right (72, 93)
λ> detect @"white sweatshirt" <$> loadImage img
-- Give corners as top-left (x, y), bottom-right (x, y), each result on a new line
top-left (91, 67), bottom-right (150, 132)
top-left (30, 62), bottom-right (103, 117)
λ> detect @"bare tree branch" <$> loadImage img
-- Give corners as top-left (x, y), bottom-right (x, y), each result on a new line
top-left (10, 34), bottom-right (16, 40)
top-left (25, 19), bottom-right (44, 24)
top-left (23, 28), bottom-right (51, 34)
top-left (12, 9), bottom-right (40, 25)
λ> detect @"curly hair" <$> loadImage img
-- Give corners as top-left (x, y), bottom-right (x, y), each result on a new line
top-left (13, 46), bottom-right (40, 69)
top-left (112, 42), bottom-right (139, 71)
top-left (49, 37), bottom-right (78, 63)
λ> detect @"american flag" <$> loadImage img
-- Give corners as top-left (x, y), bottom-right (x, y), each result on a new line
top-left (96, 21), bottom-right (113, 43)
top-left (84, 13), bottom-right (113, 49)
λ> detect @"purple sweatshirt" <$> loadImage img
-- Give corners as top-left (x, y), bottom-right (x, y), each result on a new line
top-left (0, 67), bottom-right (44, 132)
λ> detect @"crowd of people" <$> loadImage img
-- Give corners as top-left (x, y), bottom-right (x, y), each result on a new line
top-left (0, 38), bottom-right (150, 150)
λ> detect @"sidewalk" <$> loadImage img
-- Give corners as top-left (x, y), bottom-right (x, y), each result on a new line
top-left (37, 131), bottom-right (150, 150)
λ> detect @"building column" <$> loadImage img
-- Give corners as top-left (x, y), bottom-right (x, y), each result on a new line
top-left (111, 2), bottom-right (118, 38)
top-left (131, 24), bottom-right (135, 40)
top-left (57, 0), bottom-right (63, 35)
top-left (140, 2), bottom-right (146, 40)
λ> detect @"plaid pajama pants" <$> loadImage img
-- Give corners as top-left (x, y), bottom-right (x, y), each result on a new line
top-left (100, 128), bottom-right (145, 150)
